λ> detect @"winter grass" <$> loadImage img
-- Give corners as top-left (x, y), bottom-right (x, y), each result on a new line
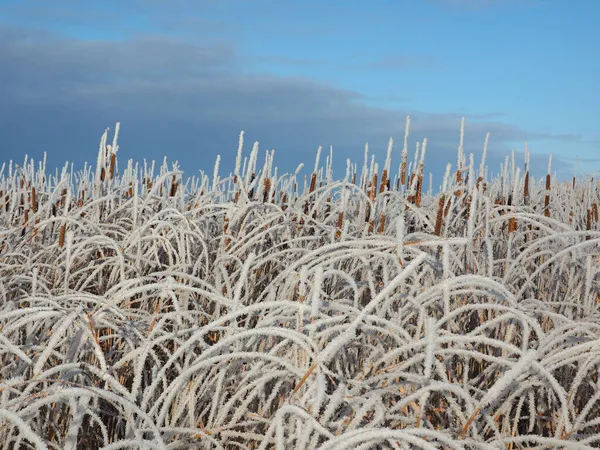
top-left (1, 120), bottom-right (600, 449)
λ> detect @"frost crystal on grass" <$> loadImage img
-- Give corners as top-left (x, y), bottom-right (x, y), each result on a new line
top-left (1, 122), bottom-right (600, 448)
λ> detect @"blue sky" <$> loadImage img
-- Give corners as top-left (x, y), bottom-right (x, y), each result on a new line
top-left (0, 0), bottom-right (598, 184)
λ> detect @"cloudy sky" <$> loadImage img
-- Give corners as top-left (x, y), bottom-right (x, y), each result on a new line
top-left (0, 0), bottom-right (598, 184)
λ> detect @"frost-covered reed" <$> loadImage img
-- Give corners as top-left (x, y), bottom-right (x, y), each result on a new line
top-left (1, 119), bottom-right (600, 449)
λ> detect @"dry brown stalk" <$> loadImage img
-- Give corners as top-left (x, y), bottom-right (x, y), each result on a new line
top-left (31, 187), bottom-right (37, 213)
top-left (443, 198), bottom-right (451, 218)
top-left (593, 203), bottom-right (599, 223)
top-left (454, 170), bottom-right (463, 197)
top-left (291, 363), bottom-right (317, 397)
top-left (335, 211), bottom-right (344, 239)
top-left (461, 407), bottom-right (481, 438)
top-left (434, 195), bottom-right (445, 236)
top-left (544, 174), bottom-right (550, 213)
top-left (523, 171), bottom-right (530, 198)
top-left (415, 173), bottom-right (423, 207)
top-left (309, 173), bottom-right (317, 193)
top-left (364, 197), bottom-right (372, 223)
top-left (508, 217), bottom-right (517, 233)
top-left (169, 175), bottom-right (178, 197)
top-left (224, 217), bottom-right (231, 250)
top-left (402, 240), bottom-right (427, 246)
top-left (376, 211), bottom-right (386, 234)
top-left (370, 173), bottom-right (378, 202)
top-left (465, 195), bottom-right (472, 221)
top-left (85, 311), bottom-right (100, 346)
top-left (325, 196), bottom-right (332, 217)
top-left (498, 196), bottom-right (505, 216)
top-left (379, 170), bottom-right (388, 194)
top-left (109, 153), bottom-right (116, 180)
top-left (400, 161), bottom-right (407, 186)
top-left (147, 300), bottom-right (162, 335)
top-left (58, 223), bottom-right (66, 248)
top-left (368, 219), bottom-right (375, 234)
top-left (587, 209), bottom-right (592, 240)
top-left (263, 178), bottom-right (271, 203)
top-left (247, 173), bottom-right (256, 199)
top-left (476, 176), bottom-right (483, 190)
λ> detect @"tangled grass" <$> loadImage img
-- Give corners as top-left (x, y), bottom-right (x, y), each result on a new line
top-left (1, 119), bottom-right (600, 449)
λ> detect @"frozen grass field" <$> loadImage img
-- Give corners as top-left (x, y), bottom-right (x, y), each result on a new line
top-left (1, 120), bottom-right (600, 449)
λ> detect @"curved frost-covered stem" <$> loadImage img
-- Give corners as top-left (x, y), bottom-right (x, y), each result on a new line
top-left (2, 121), bottom-right (600, 449)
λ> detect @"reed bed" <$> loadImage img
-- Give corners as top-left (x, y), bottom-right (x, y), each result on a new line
top-left (1, 120), bottom-right (600, 449)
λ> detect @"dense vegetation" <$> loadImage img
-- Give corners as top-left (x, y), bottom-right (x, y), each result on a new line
top-left (1, 119), bottom-right (599, 449)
